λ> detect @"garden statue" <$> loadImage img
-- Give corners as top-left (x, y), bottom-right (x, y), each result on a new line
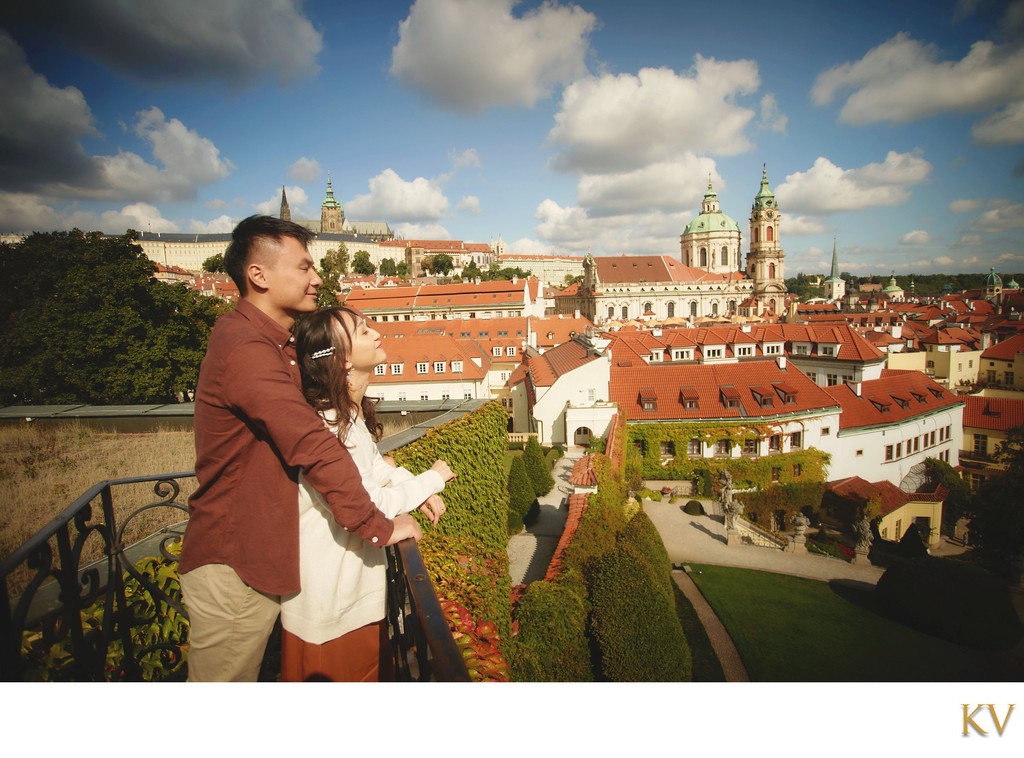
top-left (854, 516), bottom-right (873, 550)
top-left (718, 469), bottom-right (744, 530)
top-left (791, 512), bottom-right (810, 538)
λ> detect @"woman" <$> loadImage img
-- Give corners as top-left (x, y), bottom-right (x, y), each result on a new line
top-left (281, 306), bottom-right (455, 681)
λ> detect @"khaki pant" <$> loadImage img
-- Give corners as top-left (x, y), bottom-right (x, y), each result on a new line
top-left (180, 564), bottom-right (280, 682)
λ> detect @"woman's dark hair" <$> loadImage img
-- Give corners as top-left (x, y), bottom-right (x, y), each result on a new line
top-left (293, 306), bottom-right (383, 442)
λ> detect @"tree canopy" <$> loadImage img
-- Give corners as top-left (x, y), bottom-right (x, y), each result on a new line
top-left (379, 257), bottom-right (398, 277)
top-left (202, 253), bottom-right (225, 273)
top-left (317, 244), bottom-right (349, 308)
top-left (423, 253), bottom-right (454, 276)
top-left (966, 427), bottom-right (1024, 577)
top-left (352, 250), bottom-right (375, 276)
top-left (0, 230), bottom-right (227, 404)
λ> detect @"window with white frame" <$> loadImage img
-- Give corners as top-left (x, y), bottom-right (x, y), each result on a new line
top-left (374, 364), bottom-right (386, 376)
top-left (765, 344), bottom-right (781, 355)
top-left (452, 360), bottom-right (463, 373)
top-left (506, 346), bottom-right (516, 357)
top-left (492, 347), bottom-right (502, 357)
top-left (417, 362), bottom-right (428, 374)
top-left (434, 361), bottom-right (446, 373)
top-left (391, 363), bottom-right (403, 375)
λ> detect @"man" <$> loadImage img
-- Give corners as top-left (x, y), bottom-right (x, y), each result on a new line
top-left (178, 215), bottom-right (422, 681)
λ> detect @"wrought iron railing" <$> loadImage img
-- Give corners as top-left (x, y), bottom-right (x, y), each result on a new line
top-left (0, 472), bottom-right (467, 682)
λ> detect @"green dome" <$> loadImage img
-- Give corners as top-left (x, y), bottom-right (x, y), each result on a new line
top-left (984, 267), bottom-right (1003, 287)
top-left (683, 179), bottom-right (739, 235)
top-left (882, 272), bottom-right (901, 293)
top-left (1009, 277), bottom-right (1019, 289)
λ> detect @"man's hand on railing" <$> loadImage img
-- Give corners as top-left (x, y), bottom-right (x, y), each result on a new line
top-left (387, 513), bottom-right (423, 545)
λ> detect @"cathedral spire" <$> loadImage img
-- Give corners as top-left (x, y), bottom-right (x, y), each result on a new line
top-left (279, 186), bottom-right (291, 222)
top-left (829, 237), bottom-right (840, 280)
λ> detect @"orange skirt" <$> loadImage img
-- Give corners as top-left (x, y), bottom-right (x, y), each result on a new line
top-left (280, 621), bottom-right (393, 682)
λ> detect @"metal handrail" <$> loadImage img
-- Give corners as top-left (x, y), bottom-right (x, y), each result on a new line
top-left (1, 472), bottom-right (465, 682)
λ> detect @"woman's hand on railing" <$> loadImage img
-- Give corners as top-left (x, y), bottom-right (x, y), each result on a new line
top-left (430, 460), bottom-right (456, 482)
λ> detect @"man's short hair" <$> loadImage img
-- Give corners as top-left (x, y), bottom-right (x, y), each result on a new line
top-left (225, 215), bottom-right (317, 294)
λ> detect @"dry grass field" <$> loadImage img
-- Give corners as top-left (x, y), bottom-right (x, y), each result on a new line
top-left (0, 423), bottom-right (198, 590)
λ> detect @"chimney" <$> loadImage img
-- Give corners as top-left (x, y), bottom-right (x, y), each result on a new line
top-left (776, 355), bottom-right (787, 370)
top-left (575, 309), bottom-right (581, 319)
top-left (850, 380), bottom-right (862, 397)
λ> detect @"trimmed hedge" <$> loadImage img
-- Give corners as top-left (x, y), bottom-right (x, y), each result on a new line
top-left (508, 581), bottom-right (592, 682)
top-left (507, 455), bottom-right (535, 533)
top-left (588, 549), bottom-right (692, 681)
top-left (875, 556), bottom-right (1024, 650)
top-left (620, 510), bottom-right (674, 603)
top-left (683, 500), bottom-right (705, 516)
top-left (523, 437), bottom-right (555, 496)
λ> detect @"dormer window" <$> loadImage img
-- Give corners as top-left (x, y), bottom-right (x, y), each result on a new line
top-left (928, 387), bottom-right (943, 398)
top-left (891, 394), bottom-right (909, 409)
top-left (910, 390), bottom-right (926, 403)
top-left (752, 387), bottom-right (774, 408)
top-left (639, 388), bottom-right (657, 412)
top-left (869, 397), bottom-right (891, 413)
top-left (774, 383), bottom-right (798, 405)
top-left (764, 344), bottom-right (781, 355)
top-left (720, 386), bottom-right (741, 409)
top-left (679, 387), bottom-right (699, 410)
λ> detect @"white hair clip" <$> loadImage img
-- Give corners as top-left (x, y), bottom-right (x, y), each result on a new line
top-left (310, 346), bottom-right (336, 360)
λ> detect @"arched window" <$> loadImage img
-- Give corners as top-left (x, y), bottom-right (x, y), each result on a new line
top-left (767, 226), bottom-right (774, 242)
top-left (753, 228), bottom-right (760, 243)
top-left (721, 247), bottom-right (729, 266)
top-left (621, 305), bottom-right (628, 319)
top-left (728, 299), bottom-right (736, 313)
top-left (712, 302), bottom-right (719, 316)
top-left (667, 301), bottom-right (675, 317)
top-left (607, 306), bottom-right (614, 319)
top-left (769, 263), bottom-right (776, 279)
top-left (689, 301), bottom-right (698, 317)
top-left (643, 302), bottom-right (653, 314)
top-left (699, 248), bottom-right (707, 267)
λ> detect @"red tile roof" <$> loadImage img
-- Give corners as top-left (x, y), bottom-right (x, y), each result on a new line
top-left (821, 369), bottom-right (963, 430)
top-left (594, 255), bottom-right (749, 285)
top-left (520, 338), bottom-right (602, 388)
top-left (982, 333), bottom-right (1024, 361)
top-left (828, 476), bottom-right (947, 517)
top-left (370, 334), bottom-right (489, 383)
top-left (543, 493), bottom-right (590, 582)
top-left (962, 395), bottom-right (1024, 432)
top-left (609, 359), bottom-right (839, 421)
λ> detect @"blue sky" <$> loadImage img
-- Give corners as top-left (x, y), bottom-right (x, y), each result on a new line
top-left (1, 0), bottom-right (1022, 277)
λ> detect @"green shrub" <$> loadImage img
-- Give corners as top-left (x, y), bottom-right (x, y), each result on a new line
top-left (683, 500), bottom-right (705, 516)
top-left (620, 511), bottom-right (674, 602)
top-left (507, 455), bottom-right (536, 532)
top-left (875, 556), bottom-right (1024, 650)
top-left (508, 581), bottom-right (592, 681)
top-left (588, 550), bottom-right (692, 681)
top-left (523, 437), bottom-right (555, 496)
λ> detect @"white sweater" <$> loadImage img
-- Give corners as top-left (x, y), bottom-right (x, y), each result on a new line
top-left (280, 413), bottom-right (445, 644)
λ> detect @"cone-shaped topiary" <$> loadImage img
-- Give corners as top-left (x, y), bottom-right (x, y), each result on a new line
top-left (509, 581), bottom-right (592, 681)
top-left (507, 455), bottom-right (536, 531)
top-left (523, 437), bottom-right (555, 496)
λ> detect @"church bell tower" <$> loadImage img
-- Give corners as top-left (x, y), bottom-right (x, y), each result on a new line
top-left (746, 165), bottom-right (786, 313)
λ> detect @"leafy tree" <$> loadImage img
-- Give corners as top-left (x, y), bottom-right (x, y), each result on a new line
top-left (523, 437), bottom-right (555, 496)
top-left (379, 257), bottom-right (397, 277)
top-left (923, 457), bottom-right (971, 534)
top-left (463, 260), bottom-right (482, 281)
top-left (202, 253), bottom-right (225, 273)
top-left (967, 427), bottom-right (1024, 578)
top-left (317, 244), bottom-right (349, 308)
top-left (564, 273), bottom-right (583, 286)
top-left (0, 229), bottom-right (227, 404)
top-left (352, 250), bottom-right (375, 275)
top-left (423, 252), bottom-right (454, 276)
top-left (396, 260), bottom-right (410, 277)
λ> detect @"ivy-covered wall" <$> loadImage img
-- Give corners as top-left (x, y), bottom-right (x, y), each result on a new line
top-left (626, 422), bottom-right (830, 490)
top-left (392, 401), bottom-right (512, 637)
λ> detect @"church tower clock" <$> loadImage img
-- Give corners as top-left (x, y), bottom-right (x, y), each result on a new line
top-left (746, 165), bottom-right (786, 314)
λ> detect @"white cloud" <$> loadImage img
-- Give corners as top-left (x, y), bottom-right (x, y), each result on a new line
top-left (456, 195), bottom-right (481, 215)
top-left (188, 215), bottom-right (235, 233)
top-left (1, 0), bottom-right (322, 86)
top-left (0, 32), bottom-right (97, 192)
top-left (0, 192), bottom-right (65, 233)
top-left (288, 157), bottom-right (321, 183)
top-left (548, 59), bottom-right (759, 173)
top-left (575, 155), bottom-right (719, 217)
top-left (899, 230), bottom-right (931, 245)
top-left (205, 198), bottom-right (228, 210)
top-left (972, 201), bottom-right (1024, 231)
top-left (65, 202), bottom-right (180, 234)
top-left (782, 216), bottom-right (828, 236)
top-left (449, 148), bottom-right (481, 169)
top-left (971, 101), bottom-right (1024, 145)
top-left (758, 93), bottom-right (788, 133)
top-left (949, 198), bottom-right (982, 212)
top-left (132, 106), bottom-right (235, 186)
top-left (775, 151), bottom-right (932, 215)
top-left (390, 0), bottom-right (595, 114)
top-left (811, 33), bottom-right (1024, 128)
top-left (506, 237), bottom-right (562, 256)
top-left (393, 222), bottom-right (451, 239)
top-left (956, 234), bottom-right (984, 246)
top-left (532, 197), bottom-right (689, 255)
top-left (998, 252), bottom-right (1024, 261)
top-left (934, 255), bottom-right (954, 265)
top-left (348, 169), bottom-right (449, 222)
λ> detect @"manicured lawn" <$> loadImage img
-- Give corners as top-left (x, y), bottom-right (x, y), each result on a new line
top-left (688, 564), bottom-right (1008, 681)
